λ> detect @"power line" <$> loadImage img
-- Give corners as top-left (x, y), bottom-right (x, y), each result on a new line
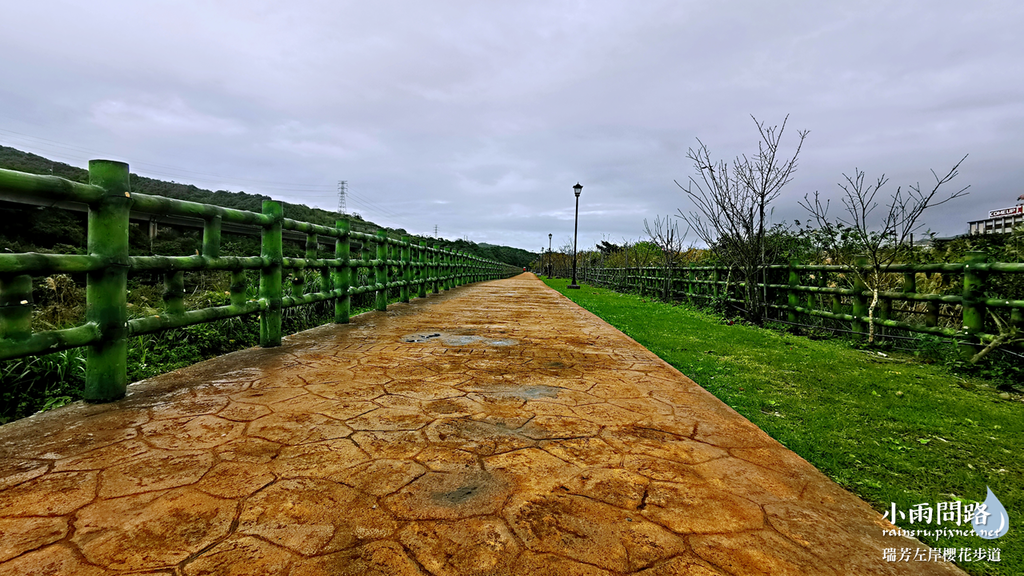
top-left (0, 127), bottom-right (338, 191)
top-left (346, 187), bottom-right (403, 220)
top-left (0, 126), bottom-right (423, 230)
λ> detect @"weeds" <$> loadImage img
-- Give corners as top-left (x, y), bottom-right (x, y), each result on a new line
top-left (0, 348), bottom-right (85, 424)
top-left (1, 267), bottom-right (388, 423)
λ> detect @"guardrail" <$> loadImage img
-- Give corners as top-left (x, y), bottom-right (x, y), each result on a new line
top-left (582, 257), bottom-right (1024, 349)
top-left (0, 160), bottom-right (520, 401)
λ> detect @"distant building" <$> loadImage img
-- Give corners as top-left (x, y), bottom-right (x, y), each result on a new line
top-left (968, 195), bottom-right (1024, 235)
top-left (913, 236), bottom-right (955, 248)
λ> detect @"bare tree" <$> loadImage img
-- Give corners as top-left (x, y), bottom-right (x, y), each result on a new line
top-left (799, 156), bottom-right (969, 344)
top-left (558, 236), bottom-right (574, 255)
top-left (970, 311), bottom-right (1023, 363)
top-left (643, 215), bottom-right (689, 301)
top-left (676, 115), bottom-right (809, 323)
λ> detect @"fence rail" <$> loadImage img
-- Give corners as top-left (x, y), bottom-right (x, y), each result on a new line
top-left (578, 257), bottom-right (1024, 350)
top-left (0, 160), bottom-right (519, 401)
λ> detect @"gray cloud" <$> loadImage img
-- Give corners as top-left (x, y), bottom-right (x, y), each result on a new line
top-left (2, 0), bottom-right (1021, 252)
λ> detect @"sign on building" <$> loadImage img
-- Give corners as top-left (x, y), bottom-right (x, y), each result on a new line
top-left (989, 205), bottom-right (1024, 218)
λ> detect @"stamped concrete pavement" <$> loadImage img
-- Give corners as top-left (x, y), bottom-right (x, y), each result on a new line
top-left (0, 273), bottom-right (966, 575)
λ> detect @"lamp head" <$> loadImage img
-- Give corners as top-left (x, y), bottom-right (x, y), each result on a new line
top-left (573, 182), bottom-right (583, 197)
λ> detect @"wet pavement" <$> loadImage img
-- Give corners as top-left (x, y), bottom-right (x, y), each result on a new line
top-left (0, 273), bottom-right (966, 575)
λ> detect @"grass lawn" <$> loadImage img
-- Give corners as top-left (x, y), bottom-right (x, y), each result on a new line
top-left (545, 277), bottom-right (1021, 576)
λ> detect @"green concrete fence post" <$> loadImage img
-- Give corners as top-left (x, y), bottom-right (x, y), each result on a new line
top-left (259, 200), bottom-right (283, 347)
top-left (418, 241), bottom-right (428, 298)
top-left (830, 270), bottom-right (842, 320)
top-left (204, 215), bottom-right (229, 305)
top-left (230, 270), bottom-right (246, 307)
top-left (851, 255), bottom-right (869, 338)
top-left (902, 272), bottom-right (916, 296)
top-left (375, 231), bottom-right (388, 311)
top-left (687, 264), bottom-right (695, 302)
top-left (442, 248), bottom-right (449, 290)
top-left (440, 247), bottom-right (446, 291)
top-left (450, 250), bottom-right (457, 288)
top-left (203, 216), bottom-right (221, 258)
top-left (808, 271), bottom-right (819, 318)
top-left (84, 159), bottom-right (131, 401)
top-left (438, 249), bottom-right (445, 291)
top-left (362, 247), bottom-right (371, 295)
top-left (401, 236), bottom-right (411, 303)
top-left (661, 266), bottom-right (669, 301)
top-left (878, 295), bottom-right (891, 339)
top-left (925, 273), bottom-right (941, 328)
top-left (0, 274), bottom-right (33, 341)
top-left (319, 240), bottom-right (331, 297)
top-left (305, 233), bottom-right (317, 260)
top-left (432, 245), bottom-right (440, 294)
top-left (899, 272), bottom-right (916, 337)
top-left (334, 220), bottom-right (351, 323)
top-left (298, 232), bottom-right (316, 298)
top-left (961, 251), bottom-right (987, 358)
top-left (164, 271), bottom-right (185, 315)
top-left (787, 261), bottom-right (799, 324)
top-left (442, 249), bottom-right (451, 290)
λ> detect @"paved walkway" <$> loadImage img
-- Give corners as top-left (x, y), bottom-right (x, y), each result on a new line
top-left (0, 273), bottom-right (964, 575)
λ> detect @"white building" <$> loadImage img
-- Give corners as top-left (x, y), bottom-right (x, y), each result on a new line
top-left (968, 196), bottom-right (1024, 235)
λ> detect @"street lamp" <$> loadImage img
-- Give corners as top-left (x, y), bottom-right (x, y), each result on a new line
top-left (547, 233), bottom-right (552, 278)
top-left (568, 182), bottom-right (582, 289)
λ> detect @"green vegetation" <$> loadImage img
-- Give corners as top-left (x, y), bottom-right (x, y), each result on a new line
top-left (546, 277), bottom-right (1021, 576)
top-left (0, 270), bottom-right (391, 423)
top-left (543, 221), bottom-right (1024, 376)
top-left (1, 145), bottom-right (533, 420)
top-left (0, 145), bottom-right (538, 267)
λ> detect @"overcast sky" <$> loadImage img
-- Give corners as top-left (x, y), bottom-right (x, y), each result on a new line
top-left (2, 1), bottom-right (1022, 253)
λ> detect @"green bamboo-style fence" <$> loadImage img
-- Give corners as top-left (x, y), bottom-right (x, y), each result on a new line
top-left (0, 160), bottom-right (520, 401)
top-left (583, 257), bottom-right (1024, 351)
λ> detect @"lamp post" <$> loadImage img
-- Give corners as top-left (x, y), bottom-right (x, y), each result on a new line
top-left (568, 182), bottom-right (582, 289)
top-left (547, 233), bottom-right (552, 278)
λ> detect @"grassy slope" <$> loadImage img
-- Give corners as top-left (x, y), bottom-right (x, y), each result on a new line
top-left (545, 278), bottom-right (1021, 576)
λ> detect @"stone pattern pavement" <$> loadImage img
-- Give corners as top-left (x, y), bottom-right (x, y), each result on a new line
top-left (0, 273), bottom-right (966, 575)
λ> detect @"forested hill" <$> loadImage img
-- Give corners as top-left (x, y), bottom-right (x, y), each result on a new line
top-left (0, 145), bottom-right (536, 267)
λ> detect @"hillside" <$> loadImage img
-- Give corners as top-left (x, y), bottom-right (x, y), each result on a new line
top-left (0, 145), bottom-right (536, 267)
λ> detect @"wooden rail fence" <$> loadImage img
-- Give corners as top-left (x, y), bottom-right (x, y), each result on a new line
top-left (0, 160), bottom-right (519, 401)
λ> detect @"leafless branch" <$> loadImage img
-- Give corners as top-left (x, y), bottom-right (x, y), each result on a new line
top-left (799, 155), bottom-right (969, 343)
top-left (675, 115), bottom-right (808, 322)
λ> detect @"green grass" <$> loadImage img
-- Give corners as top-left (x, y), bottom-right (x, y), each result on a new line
top-left (545, 278), bottom-right (1022, 576)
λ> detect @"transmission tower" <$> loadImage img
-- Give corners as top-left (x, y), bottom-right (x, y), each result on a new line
top-left (337, 181), bottom-right (348, 214)
top-left (434, 225), bottom-right (438, 237)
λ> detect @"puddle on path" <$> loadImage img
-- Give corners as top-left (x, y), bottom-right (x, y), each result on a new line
top-left (401, 332), bottom-right (518, 347)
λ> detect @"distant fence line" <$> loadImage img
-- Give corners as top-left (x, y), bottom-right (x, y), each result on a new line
top-left (0, 160), bottom-right (520, 401)
top-left (550, 257), bottom-right (1024, 349)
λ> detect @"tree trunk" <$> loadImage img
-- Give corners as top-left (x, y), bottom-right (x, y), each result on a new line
top-left (744, 270), bottom-right (759, 323)
top-left (970, 335), bottom-right (1005, 364)
top-left (867, 286), bottom-right (880, 344)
